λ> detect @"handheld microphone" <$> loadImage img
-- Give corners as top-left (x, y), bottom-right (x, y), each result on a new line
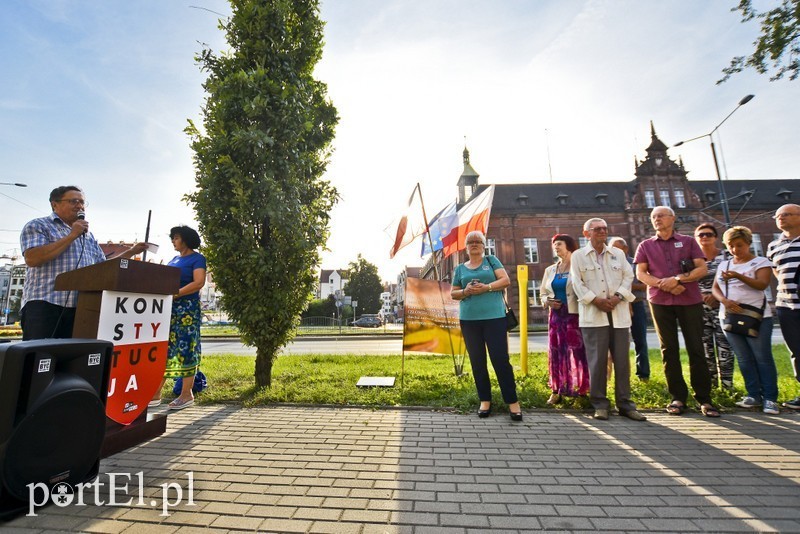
top-left (77, 211), bottom-right (87, 235)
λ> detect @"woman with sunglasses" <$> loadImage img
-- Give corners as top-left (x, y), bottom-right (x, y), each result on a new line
top-left (450, 230), bottom-right (522, 421)
top-left (694, 223), bottom-right (734, 390)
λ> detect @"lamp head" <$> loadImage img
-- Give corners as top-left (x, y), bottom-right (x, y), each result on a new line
top-left (739, 94), bottom-right (755, 106)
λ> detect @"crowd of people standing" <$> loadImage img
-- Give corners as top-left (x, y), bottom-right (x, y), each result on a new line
top-left (454, 203), bottom-right (800, 422)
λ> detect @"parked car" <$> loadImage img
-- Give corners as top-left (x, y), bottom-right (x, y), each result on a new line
top-left (352, 315), bottom-right (382, 328)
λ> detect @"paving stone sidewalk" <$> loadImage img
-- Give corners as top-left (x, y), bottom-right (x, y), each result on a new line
top-left (6, 405), bottom-right (800, 533)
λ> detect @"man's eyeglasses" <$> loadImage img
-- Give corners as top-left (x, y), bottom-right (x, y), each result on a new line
top-left (589, 227), bottom-right (607, 232)
top-left (57, 198), bottom-right (87, 207)
top-left (466, 241), bottom-right (484, 245)
top-left (696, 232), bottom-right (716, 238)
top-left (773, 212), bottom-right (800, 219)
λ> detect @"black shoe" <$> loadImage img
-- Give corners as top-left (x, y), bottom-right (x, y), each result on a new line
top-left (510, 412), bottom-right (523, 422)
top-left (478, 405), bottom-right (491, 418)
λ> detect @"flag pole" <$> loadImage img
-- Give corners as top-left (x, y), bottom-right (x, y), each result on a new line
top-left (418, 184), bottom-right (464, 374)
top-left (416, 183), bottom-right (440, 280)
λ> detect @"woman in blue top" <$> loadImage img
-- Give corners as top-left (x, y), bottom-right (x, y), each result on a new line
top-left (450, 230), bottom-right (521, 421)
top-left (150, 225), bottom-right (206, 410)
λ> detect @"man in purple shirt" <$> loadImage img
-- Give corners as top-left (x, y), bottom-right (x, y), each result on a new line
top-left (634, 206), bottom-right (718, 417)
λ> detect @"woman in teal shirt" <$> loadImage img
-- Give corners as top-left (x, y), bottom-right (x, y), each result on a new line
top-left (451, 231), bottom-right (522, 421)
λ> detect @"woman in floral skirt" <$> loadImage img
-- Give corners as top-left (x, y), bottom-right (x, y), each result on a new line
top-left (540, 234), bottom-right (590, 404)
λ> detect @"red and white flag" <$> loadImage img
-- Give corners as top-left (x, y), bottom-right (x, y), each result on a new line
top-left (441, 185), bottom-right (495, 258)
top-left (387, 184), bottom-right (426, 258)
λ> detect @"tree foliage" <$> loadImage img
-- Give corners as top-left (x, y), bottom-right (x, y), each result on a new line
top-left (343, 255), bottom-right (383, 314)
top-left (302, 295), bottom-right (337, 318)
top-left (186, 0), bottom-right (338, 387)
top-left (719, 0), bottom-right (800, 82)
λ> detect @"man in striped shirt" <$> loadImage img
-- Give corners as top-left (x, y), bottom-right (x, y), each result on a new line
top-left (766, 203), bottom-right (800, 410)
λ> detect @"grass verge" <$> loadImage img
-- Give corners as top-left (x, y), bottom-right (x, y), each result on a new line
top-left (164, 345), bottom-right (800, 413)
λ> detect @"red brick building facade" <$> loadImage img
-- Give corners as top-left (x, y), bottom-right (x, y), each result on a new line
top-left (424, 125), bottom-right (796, 322)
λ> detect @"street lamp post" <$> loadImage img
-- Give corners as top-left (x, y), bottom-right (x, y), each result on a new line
top-left (0, 182), bottom-right (27, 187)
top-left (674, 94), bottom-right (754, 228)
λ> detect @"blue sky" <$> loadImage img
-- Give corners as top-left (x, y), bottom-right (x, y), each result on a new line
top-left (1, 1), bottom-right (797, 280)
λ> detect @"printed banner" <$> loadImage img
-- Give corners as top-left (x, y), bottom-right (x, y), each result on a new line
top-left (97, 291), bottom-right (172, 425)
top-left (402, 277), bottom-right (464, 355)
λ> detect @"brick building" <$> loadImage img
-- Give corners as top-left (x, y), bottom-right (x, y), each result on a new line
top-left (424, 124), bottom-right (796, 322)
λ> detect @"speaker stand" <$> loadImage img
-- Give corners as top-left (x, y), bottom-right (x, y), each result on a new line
top-left (101, 410), bottom-right (167, 458)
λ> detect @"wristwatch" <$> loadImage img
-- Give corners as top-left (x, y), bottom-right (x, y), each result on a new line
top-left (614, 292), bottom-right (623, 300)
top-left (674, 275), bottom-right (682, 283)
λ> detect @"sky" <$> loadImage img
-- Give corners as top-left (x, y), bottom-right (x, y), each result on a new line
top-left (1, 0), bottom-right (798, 282)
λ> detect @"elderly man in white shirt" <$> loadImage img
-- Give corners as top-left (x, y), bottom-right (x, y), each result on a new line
top-left (570, 217), bottom-right (646, 422)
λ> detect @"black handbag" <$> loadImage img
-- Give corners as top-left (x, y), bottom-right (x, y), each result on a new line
top-left (486, 256), bottom-right (518, 331)
top-left (503, 295), bottom-right (518, 331)
top-left (721, 261), bottom-right (765, 338)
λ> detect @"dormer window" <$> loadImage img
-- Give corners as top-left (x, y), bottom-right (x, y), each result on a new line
top-left (595, 193), bottom-right (608, 205)
top-left (556, 192), bottom-right (569, 206)
top-left (737, 188), bottom-right (754, 201)
top-left (777, 188), bottom-right (793, 201)
top-left (654, 157), bottom-right (663, 167)
top-left (703, 189), bottom-right (716, 202)
top-left (516, 193), bottom-right (529, 206)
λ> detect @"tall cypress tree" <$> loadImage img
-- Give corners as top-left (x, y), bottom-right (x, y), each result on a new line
top-left (186, 0), bottom-right (338, 387)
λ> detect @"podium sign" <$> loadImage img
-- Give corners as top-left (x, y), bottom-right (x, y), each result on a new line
top-left (97, 291), bottom-right (172, 425)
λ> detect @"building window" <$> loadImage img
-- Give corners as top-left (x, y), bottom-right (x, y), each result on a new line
top-left (579, 237), bottom-right (589, 248)
top-left (659, 190), bottom-right (671, 207)
top-left (674, 190), bottom-right (686, 208)
top-left (523, 238), bottom-right (539, 263)
top-left (486, 238), bottom-right (496, 257)
top-left (645, 190), bottom-right (655, 208)
top-left (528, 280), bottom-right (541, 306)
top-left (751, 234), bottom-right (763, 256)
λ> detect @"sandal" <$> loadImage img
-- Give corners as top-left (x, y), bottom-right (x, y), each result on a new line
top-left (700, 404), bottom-right (720, 418)
top-left (666, 401), bottom-right (685, 415)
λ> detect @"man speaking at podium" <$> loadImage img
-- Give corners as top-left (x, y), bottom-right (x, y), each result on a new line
top-left (19, 185), bottom-right (148, 340)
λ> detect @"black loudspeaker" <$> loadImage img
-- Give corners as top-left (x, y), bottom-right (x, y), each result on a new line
top-left (0, 339), bottom-right (112, 519)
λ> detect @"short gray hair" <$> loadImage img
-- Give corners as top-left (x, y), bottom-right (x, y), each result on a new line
top-left (608, 236), bottom-right (627, 248)
top-left (465, 230), bottom-right (486, 245)
top-left (583, 218), bottom-right (607, 231)
top-left (651, 205), bottom-right (675, 217)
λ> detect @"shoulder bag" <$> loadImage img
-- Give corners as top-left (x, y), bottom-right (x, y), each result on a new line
top-left (721, 261), bottom-right (765, 338)
top-left (487, 256), bottom-right (518, 331)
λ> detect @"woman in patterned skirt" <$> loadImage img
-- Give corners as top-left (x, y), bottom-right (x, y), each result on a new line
top-left (694, 223), bottom-right (734, 389)
top-left (540, 234), bottom-right (590, 404)
top-left (150, 225), bottom-right (207, 410)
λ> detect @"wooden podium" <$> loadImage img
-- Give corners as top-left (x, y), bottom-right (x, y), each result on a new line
top-left (55, 258), bottom-right (180, 458)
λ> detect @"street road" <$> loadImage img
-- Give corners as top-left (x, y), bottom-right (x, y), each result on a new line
top-left (203, 328), bottom-right (786, 356)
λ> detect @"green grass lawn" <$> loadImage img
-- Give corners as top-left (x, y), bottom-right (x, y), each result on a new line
top-left (168, 345), bottom-right (800, 413)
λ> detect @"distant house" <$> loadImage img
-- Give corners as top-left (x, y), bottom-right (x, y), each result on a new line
top-left (317, 269), bottom-right (348, 300)
top-left (99, 241), bottom-right (139, 259)
top-left (394, 266), bottom-right (422, 319)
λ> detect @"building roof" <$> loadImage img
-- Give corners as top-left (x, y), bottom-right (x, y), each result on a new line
top-left (690, 179), bottom-right (798, 211)
top-left (487, 181), bottom-right (633, 213)
top-left (474, 178), bottom-right (798, 214)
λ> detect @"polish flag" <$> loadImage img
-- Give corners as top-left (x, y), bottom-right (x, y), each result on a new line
top-left (387, 184), bottom-right (426, 258)
top-left (441, 185), bottom-right (495, 258)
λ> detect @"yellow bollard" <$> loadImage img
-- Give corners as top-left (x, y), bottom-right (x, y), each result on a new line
top-left (517, 265), bottom-right (529, 375)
